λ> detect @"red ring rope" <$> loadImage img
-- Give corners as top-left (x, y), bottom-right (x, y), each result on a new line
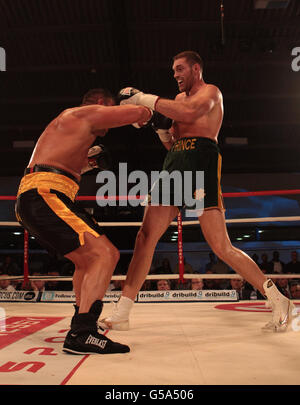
top-left (1, 189), bottom-right (300, 201)
top-left (2, 188), bottom-right (300, 287)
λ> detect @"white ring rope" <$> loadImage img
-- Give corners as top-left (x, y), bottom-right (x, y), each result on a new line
top-left (1, 273), bottom-right (300, 282)
top-left (2, 216), bottom-right (300, 227)
top-left (1, 216), bottom-right (300, 284)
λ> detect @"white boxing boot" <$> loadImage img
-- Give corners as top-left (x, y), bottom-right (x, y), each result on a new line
top-left (99, 296), bottom-right (134, 331)
top-left (262, 279), bottom-right (295, 332)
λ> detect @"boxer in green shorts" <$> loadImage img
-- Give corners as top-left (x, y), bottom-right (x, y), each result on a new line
top-left (161, 136), bottom-right (223, 210)
top-left (143, 136), bottom-right (223, 211)
top-left (101, 51), bottom-right (294, 334)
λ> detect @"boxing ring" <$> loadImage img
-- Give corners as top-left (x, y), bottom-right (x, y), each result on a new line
top-left (1, 189), bottom-right (300, 387)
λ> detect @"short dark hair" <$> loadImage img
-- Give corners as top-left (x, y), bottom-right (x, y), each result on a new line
top-left (81, 88), bottom-right (114, 105)
top-left (173, 51), bottom-right (204, 71)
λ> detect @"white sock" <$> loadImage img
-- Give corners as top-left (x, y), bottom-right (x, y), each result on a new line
top-left (111, 296), bottom-right (134, 321)
top-left (263, 279), bottom-right (288, 305)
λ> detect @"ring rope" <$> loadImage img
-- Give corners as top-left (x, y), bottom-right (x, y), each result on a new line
top-left (1, 189), bottom-right (300, 201)
top-left (2, 216), bottom-right (300, 227)
top-left (1, 188), bottom-right (300, 287)
top-left (1, 273), bottom-right (300, 282)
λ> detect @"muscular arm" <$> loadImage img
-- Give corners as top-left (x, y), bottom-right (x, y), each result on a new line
top-left (155, 85), bottom-right (221, 123)
top-left (71, 104), bottom-right (151, 131)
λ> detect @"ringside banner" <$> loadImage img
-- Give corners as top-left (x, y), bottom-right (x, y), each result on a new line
top-left (41, 291), bottom-right (76, 303)
top-left (0, 290), bottom-right (237, 303)
top-left (137, 290), bottom-right (238, 302)
top-left (41, 290), bottom-right (122, 303)
top-left (0, 291), bottom-right (39, 302)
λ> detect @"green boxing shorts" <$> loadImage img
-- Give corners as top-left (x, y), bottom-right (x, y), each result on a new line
top-left (144, 137), bottom-right (225, 212)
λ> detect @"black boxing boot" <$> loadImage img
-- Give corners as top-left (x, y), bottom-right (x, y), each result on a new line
top-left (70, 304), bottom-right (79, 329)
top-left (70, 300), bottom-right (103, 330)
top-left (64, 301), bottom-right (130, 355)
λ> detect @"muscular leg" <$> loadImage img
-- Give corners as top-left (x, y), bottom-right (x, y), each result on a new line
top-left (101, 205), bottom-right (178, 329)
top-left (199, 208), bottom-right (296, 331)
top-left (65, 232), bottom-right (120, 313)
top-left (103, 206), bottom-right (293, 333)
top-left (63, 232), bottom-right (130, 354)
top-left (198, 209), bottom-right (267, 295)
top-left (72, 266), bottom-right (84, 307)
top-left (122, 205), bottom-right (179, 301)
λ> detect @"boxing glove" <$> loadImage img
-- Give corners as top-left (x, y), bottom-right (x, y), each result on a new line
top-left (150, 111), bottom-right (173, 143)
top-left (150, 111), bottom-right (172, 131)
top-left (81, 144), bottom-right (112, 174)
top-left (117, 87), bottom-right (159, 110)
top-left (132, 110), bottom-right (171, 130)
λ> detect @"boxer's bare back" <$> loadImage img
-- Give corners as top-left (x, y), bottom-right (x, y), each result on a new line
top-left (28, 102), bottom-right (151, 180)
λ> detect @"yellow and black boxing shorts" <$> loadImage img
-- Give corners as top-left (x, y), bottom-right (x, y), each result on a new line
top-left (145, 137), bottom-right (224, 211)
top-left (15, 165), bottom-right (102, 257)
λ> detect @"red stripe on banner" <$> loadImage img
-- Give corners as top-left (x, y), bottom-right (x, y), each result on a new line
top-left (0, 317), bottom-right (64, 349)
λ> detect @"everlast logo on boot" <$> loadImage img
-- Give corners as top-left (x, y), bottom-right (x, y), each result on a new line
top-left (85, 334), bottom-right (107, 349)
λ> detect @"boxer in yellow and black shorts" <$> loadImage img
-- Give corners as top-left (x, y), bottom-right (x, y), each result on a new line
top-left (15, 165), bottom-right (102, 257)
top-left (12, 87), bottom-right (153, 355)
